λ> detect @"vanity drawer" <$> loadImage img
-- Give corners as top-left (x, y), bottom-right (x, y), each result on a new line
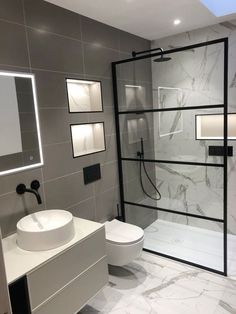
top-left (32, 257), bottom-right (108, 314)
top-left (27, 227), bottom-right (106, 310)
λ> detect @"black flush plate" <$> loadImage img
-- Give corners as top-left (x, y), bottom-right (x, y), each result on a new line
top-left (83, 164), bottom-right (101, 184)
top-left (209, 146), bottom-right (233, 157)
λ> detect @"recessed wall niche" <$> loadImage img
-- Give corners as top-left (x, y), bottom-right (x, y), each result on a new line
top-left (195, 113), bottom-right (236, 140)
top-left (66, 79), bottom-right (103, 113)
top-left (70, 123), bottom-right (106, 157)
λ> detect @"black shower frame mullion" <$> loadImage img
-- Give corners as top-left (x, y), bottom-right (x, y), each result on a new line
top-left (112, 37), bottom-right (228, 276)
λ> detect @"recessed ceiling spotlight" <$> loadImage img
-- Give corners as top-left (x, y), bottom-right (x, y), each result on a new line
top-left (174, 19), bottom-right (181, 25)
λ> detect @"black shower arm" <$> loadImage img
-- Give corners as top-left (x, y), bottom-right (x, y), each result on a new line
top-left (132, 47), bottom-right (164, 58)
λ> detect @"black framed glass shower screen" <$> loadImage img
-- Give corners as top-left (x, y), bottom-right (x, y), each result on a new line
top-left (112, 37), bottom-right (228, 276)
top-left (122, 160), bottom-right (224, 221)
top-left (116, 41), bottom-right (225, 113)
top-left (119, 107), bottom-right (225, 164)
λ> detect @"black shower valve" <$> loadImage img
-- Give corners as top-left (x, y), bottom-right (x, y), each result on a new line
top-left (30, 180), bottom-right (40, 190)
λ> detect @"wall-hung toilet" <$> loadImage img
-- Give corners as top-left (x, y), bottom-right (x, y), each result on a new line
top-left (105, 219), bottom-right (144, 266)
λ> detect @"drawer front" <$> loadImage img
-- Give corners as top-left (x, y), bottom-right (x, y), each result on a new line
top-left (33, 257), bottom-right (108, 314)
top-left (28, 228), bottom-right (106, 310)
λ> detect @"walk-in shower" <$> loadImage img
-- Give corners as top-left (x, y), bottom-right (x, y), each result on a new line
top-left (111, 38), bottom-right (235, 276)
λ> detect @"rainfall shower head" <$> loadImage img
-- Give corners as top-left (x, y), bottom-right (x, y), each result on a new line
top-left (153, 55), bottom-right (172, 62)
top-left (132, 47), bottom-right (171, 62)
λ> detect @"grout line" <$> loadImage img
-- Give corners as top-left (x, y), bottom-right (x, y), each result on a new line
top-left (22, 0), bottom-right (32, 70)
top-left (79, 16), bottom-right (86, 76)
top-left (43, 169), bottom-right (83, 184)
top-left (65, 195), bottom-right (95, 211)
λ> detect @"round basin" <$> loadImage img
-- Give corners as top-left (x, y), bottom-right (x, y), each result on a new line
top-left (17, 210), bottom-right (75, 251)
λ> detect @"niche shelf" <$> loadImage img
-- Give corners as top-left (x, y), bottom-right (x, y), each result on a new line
top-left (70, 122), bottom-right (106, 157)
top-left (66, 79), bottom-right (103, 113)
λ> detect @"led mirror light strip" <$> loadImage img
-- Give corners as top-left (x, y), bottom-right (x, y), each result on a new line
top-left (0, 71), bottom-right (44, 176)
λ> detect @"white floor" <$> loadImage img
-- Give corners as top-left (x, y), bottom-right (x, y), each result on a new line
top-left (80, 252), bottom-right (236, 314)
top-left (144, 219), bottom-right (236, 275)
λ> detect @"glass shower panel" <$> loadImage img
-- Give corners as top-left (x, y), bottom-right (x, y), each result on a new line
top-left (122, 160), bottom-right (224, 220)
top-left (126, 204), bottom-right (224, 272)
top-left (116, 41), bottom-right (224, 112)
top-left (119, 108), bottom-right (224, 164)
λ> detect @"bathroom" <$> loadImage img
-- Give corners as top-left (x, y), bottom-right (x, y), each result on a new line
top-left (0, 0), bottom-right (236, 313)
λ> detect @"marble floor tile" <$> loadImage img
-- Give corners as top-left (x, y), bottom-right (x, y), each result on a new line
top-left (79, 252), bottom-right (236, 314)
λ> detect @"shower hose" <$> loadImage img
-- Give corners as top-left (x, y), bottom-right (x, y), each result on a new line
top-left (139, 154), bottom-right (161, 201)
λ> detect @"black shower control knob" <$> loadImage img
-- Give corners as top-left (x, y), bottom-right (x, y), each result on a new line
top-left (30, 180), bottom-right (40, 190)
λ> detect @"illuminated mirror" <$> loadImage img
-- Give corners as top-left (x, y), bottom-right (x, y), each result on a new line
top-left (0, 71), bottom-right (43, 176)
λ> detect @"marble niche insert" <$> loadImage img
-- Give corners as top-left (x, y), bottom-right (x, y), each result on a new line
top-left (70, 123), bottom-right (106, 158)
top-left (66, 79), bottom-right (103, 113)
top-left (195, 113), bottom-right (236, 140)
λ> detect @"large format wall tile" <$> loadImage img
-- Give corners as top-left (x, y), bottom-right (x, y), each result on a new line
top-left (42, 142), bottom-right (93, 182)
top-left (84, 43), bottom-right (119, 77)
top-left (0, 0), bottom-right (150, 236)
top-left (0, 0), bottom-right (24, 24)
top-left (44, 172), bottom-right (93, 209)
top-left (0, 20), bottom-right (29, 67)
top-left (24, 0), bottom-right (81, 40)
top-left (81, 16), bottom-right (120, 50)
top-left (119, 30), bottom-right (150, 54)
top-left (28, 28), bottom-right (84, 73)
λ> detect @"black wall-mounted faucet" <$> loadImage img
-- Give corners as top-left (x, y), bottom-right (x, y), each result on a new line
top-left (16, 180), bottom-right (42, 205)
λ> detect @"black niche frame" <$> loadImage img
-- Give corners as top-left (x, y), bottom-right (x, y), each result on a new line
top-left (70, 122), bottom-right (106, 158)
top-left (65, 77), bottom-right (104, 114)
top-left (112, 37), bottom-right (228, 276)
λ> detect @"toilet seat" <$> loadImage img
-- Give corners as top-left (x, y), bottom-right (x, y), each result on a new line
top-left (105, 219), bottom-right (144, 245)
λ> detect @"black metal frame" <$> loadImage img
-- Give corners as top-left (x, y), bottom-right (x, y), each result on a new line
top-left (65, 77), bottom-right (104, 113)
top-left (195, 112), bottom-right (236, 141)
top-left (112, 37), bottom-right (228, 276)
top-left (69, 122), bottom-right (106, 158)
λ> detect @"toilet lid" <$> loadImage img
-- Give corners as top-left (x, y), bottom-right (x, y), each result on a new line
top-left (105, 219), bottom-right (144, 245)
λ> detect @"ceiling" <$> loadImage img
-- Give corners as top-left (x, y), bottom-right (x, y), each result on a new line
top-left (45, 0), bottom-right (236, 40)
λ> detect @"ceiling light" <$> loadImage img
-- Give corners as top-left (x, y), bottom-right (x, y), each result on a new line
top-left (173, 19), bottom-right (181, 26)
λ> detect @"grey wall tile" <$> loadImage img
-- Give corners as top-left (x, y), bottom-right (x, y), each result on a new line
top-left (95, 186), bottom-right (120, 222)
top-left (0, 20), bottom-right (29, 67)
top-left (39, 108), bottom-right (89, 145)
top-left (81, 16), bottom-right (119, 50)
top-left (91, 134), bottom-right (117, 165)
top-left (0, 0), bottom-right (24, 24)
top-left (94, 161), bottom-right (118, 194)
top-left (0, 0), bottom-right (151, 236)
top-left (119, 30), bottom-right (150, 54)
top-left (67, 197), bottom-right (96, 221)
top-left (42, 142), bottom-right (93, 181)
top-left (34, 70), bottom-right (68, 108)
top-left (0, 191), bottom-right (44, 237)
top-left (24, 0), bottom-right (81, 40)
top-left (84, 43), bottom-right (119, 77)
top-left (0, 168), bottom-right (42, 196)
top-left (44, 172), bottom-right (93, 209)
top-left (28, 28), bottom-right (84, 73)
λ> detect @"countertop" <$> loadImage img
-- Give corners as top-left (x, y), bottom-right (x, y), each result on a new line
top-left (2, 217), bottom-right (104, 285)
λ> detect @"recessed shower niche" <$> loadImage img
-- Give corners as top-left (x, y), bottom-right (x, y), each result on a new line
top-left (70, 123), bottom-right (106, 157)
top-left (66, 79), bottom-right (103, 113)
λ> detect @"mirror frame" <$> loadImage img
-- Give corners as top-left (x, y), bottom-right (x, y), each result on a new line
top-left (0, 71), bottom-right (43, 176)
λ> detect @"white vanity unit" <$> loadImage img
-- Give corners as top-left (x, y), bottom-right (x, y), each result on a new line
top-left (3, 218), bottom-right (108, 314)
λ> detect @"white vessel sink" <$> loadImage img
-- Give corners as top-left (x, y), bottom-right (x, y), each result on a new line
top-left (17, 210), bottom-right (75, 251)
